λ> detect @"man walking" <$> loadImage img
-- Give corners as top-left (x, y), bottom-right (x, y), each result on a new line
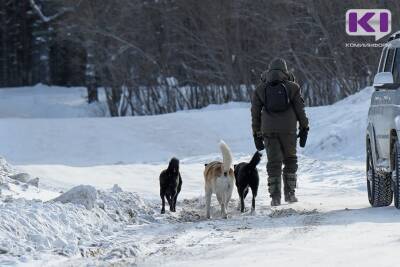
top-left (251, 58), bottom-right (309, 206)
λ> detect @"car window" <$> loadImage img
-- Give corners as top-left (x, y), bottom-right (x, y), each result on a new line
top-left (378, 47), bottom-right (388, 73)
top-left (393, 49), bottom-right (400, 83)
top-left (384, 48), bottom-right (395, 72)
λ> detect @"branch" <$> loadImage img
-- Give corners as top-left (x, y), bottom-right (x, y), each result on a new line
top-left (29, 0), bottom-right (75, 23)
top-left (91, 28), bottom-right (160, 68)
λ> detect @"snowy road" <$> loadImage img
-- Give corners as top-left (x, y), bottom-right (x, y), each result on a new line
top-left (18, 154), bottom-right (400, 267)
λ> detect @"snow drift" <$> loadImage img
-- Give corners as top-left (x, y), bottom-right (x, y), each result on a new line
top-left (0, 157), bottom-right (160, 265)
top-left (52, 185), bottom-right (98, 210)
top-left (304, 87), bottom-right (373, 160)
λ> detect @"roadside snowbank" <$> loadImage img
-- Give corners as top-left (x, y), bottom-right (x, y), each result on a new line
top-left (304, 87), bottom-right (373, 160)
top-left (0, 157), bottom-right (160, 264)
top-left (52, 185), bottom-right (97, 209)
top-left (0, 157), bottom-right (58, 201)
top-left (0, 188), bottom-right (157, 264)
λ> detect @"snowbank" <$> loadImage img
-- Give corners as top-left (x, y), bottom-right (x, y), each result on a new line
top-left (0, 186), bottom-right (157, 264)
top-left (51, 185), bottom-right (97, 209)
top-left (0, 157), bottom-right (160, 264)
top-left (304, 87), bottom-right (373, 160)
top-left (1, 186), bottom-right (163, 260)
top-left (0, 157), bottom-right (57, 201)
top-left (0, 198), bottom-right (116, 257)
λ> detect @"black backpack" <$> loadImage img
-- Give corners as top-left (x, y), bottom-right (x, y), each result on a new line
top-left (264, 81), bottom-right (291, 112)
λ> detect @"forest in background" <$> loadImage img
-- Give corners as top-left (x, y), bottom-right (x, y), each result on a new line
top-left (1, 0), bottom-right (399, 116)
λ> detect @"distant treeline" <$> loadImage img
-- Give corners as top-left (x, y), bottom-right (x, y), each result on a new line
top-left (1, 0), bottom-right (399, 115)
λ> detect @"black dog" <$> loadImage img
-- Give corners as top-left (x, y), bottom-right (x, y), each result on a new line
top-left (234, 151), bottom-right (262, 212)
top-left (159, 157), bottom-right (182, 214)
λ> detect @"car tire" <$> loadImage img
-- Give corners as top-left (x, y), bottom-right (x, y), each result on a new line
top-left (367, 140), bottom-right (393, 207)
top-left (393, 141), bottom-right (400, 209)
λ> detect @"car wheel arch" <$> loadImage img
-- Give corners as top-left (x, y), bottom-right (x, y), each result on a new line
top-left (367, 123), bottom-right (379, 168)
top-left (390, 129), bottom-right (398, 171)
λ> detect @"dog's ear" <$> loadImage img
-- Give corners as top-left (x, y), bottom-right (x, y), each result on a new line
top-left (234, 164), bottom-right (237, 169)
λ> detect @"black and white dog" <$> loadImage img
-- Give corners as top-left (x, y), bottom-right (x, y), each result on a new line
top-left (159, 157), bottom-right (182, 214)
top-left (234, 151), bottom-right (262, 212)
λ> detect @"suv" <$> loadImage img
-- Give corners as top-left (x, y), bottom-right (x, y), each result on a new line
top-left (367, 31), bottom-right (400, 209)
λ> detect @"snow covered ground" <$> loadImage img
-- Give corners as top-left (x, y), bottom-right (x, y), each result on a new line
top-left (1, 84), bottom-right (397, 267)
top-left (0, 84), bottom-right (106, 119)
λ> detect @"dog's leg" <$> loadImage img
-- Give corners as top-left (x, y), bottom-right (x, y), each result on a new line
top-left (160, 190), bottom-right (166, 214)
top-left (220, 200), bottom-right (227, 219)
top-left (172, 193), bottom-right (178, 212)
top-left (205, 187), bottom-right (212, 219)
top-left (240, 187), bottom-right (248, 213)
top-left (217, 192), bottom-right (227, 219)
top-left (170, 194), bottom-right (175, 212)
top-left (240, 193), bottom-right (245, 213)
top-left (166, 195), bottom-right (173, 212)
top-left (251, 186), bottom-right (258, 213)
top-left (243, 187), bottom-right (249, 212)
top-left (236, 190), bottom-right (242, 211)
top-left (216, 192), bottom-right (223, 215)
top-left (238, 189), bottom-right (245, 213)
top-left (225, 191), bottom-right (232, 218)
top-left (243, 187), bottom-right (249, 200)
top-left (224, 179), bottom-right (234, 217)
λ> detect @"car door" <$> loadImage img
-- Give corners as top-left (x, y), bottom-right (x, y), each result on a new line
top-left (374, 46), bottom-right (396, 162)
top-left (368, 47), bottom-right (388, 162)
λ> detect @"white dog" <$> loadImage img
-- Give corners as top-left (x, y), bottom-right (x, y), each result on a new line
top-left (203, 141), bottom-right (235, 219)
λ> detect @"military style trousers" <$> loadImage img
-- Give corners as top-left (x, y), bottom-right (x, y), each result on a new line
top-left (264, 133), bottom-right (298, 197)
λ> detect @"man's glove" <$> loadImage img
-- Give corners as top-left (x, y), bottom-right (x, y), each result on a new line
top-left (253, 133), bottom-right (265, 151)
top-left (288, 72), bottom-right (295, 82)
top-left (297, 127), bottom-right (309, 148)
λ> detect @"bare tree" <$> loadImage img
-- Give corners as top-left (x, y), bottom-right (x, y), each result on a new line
top-left (2, 0), bottom-right (400, 113)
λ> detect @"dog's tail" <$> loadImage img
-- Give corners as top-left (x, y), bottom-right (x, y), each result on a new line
top-left (219, 140), bottom-right (232, 173)
top-left (168, 157), bottom-right (179, 173)
top-left (248, 151), bottom-right (262, 169)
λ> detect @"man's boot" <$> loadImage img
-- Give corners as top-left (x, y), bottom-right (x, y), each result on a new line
top-left (268, 176), bottom-right (281, 206)
top-left (283, 173), bottom-right (298, 203)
